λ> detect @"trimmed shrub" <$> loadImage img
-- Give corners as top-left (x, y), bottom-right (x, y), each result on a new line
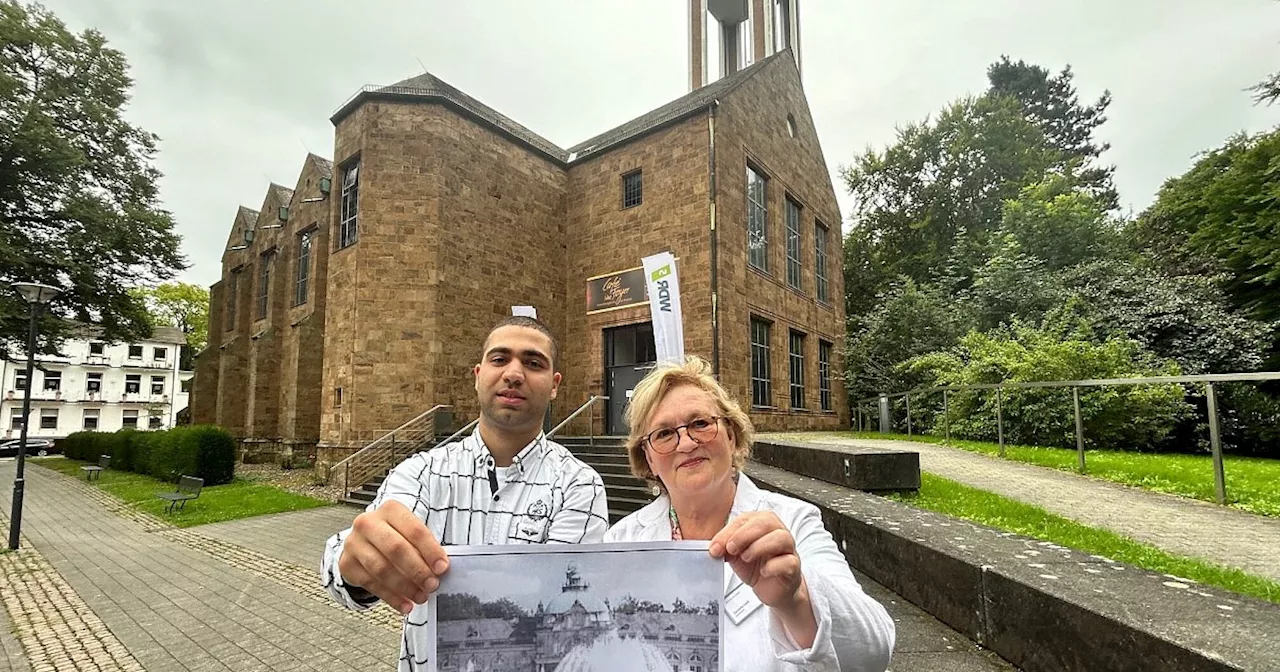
top-left (55, 425), bottom-right (236, 485)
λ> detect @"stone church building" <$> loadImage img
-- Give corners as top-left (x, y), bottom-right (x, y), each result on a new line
top-left (191, 0), bottom-right (847, 464)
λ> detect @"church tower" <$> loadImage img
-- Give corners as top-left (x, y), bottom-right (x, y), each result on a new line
top-left (690, 0), bottom-right (801, 90)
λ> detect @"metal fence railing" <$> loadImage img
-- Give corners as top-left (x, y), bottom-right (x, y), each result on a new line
top-left (854, 372), bottom-right (1280, 505)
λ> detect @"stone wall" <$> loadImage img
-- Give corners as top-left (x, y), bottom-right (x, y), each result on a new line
top-left (713, 55), bottom-right (848, 431)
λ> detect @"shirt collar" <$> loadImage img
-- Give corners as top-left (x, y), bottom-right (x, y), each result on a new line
top-left (469, 426), bottom-right (546, 474)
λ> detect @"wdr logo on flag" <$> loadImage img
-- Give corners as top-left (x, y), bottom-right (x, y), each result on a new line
top-left (650, 265), bottom-right (672, 281)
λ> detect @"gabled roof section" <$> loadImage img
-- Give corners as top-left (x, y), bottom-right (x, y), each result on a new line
top-left (270, 183), bottom-right (294, 207)
top-left (332, 70), bottom-right (569, 163)
top-left (237, 206), bottom-right (259, 222)
top-left (225, 206), bottom-right (259, 253)
top-left (330, 51), bottom-right (791, 167)
top-left (567, 52), bottom-right (785, 162)
top-left (307, 153), bottom-right (333, 179)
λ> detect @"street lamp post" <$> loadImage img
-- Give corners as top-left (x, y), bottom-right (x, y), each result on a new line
top-left (8, 282), bottom-right (61, 551)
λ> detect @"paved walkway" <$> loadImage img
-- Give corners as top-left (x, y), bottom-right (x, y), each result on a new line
top-left (0, 461), bottom-right (398, 671)
top-left (0, 460), bottom-right (1015, 671)
top-left (790, 435), bottom-right (1280, 582)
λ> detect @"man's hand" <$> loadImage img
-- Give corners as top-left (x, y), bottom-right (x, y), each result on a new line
top-left (337, 500), bottom-right (450, 615)
top-left (709, 511), bottom-right (818, 647)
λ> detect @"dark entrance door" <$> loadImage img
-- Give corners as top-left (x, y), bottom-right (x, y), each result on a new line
top-left (604, 322), bottom-right (656, 435)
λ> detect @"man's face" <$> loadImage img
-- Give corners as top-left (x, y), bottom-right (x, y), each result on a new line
top-left (474, 325), bottom-right (561, 435)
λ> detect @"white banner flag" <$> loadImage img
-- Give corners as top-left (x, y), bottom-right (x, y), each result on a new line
top-left (511, 305), bottom-right (538, 319)
top-left (642, 252), bottom-right (685, 363)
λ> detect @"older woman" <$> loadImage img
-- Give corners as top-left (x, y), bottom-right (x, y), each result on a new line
top-left (604, 356), bottom-right (894, 672)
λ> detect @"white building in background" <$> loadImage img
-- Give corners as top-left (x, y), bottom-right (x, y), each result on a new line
top-left (0, 326), bottom-right (194, 439)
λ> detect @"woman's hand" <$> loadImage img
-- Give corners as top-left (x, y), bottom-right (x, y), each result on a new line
top-left (710, 511), bottom-right (818, 647)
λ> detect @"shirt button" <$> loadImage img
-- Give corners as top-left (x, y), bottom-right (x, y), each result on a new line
top-left (493, 495), bottom-right (500, 502)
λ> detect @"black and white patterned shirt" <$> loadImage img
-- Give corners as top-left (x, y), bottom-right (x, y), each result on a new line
top-left (320, 428), bottom-right (609, 671)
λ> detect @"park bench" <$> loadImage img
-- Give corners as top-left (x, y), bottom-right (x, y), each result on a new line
top-left (155, 475), bottom-right (204, 513)
top-left (81, 455), bottom-right (110, 482)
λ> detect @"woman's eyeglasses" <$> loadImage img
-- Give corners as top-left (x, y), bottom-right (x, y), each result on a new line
top-left (643, 416), bottom-right (724, 454)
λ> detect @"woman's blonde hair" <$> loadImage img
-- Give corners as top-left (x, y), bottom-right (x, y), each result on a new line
top-left (623, 355), bottom-right (754, 491)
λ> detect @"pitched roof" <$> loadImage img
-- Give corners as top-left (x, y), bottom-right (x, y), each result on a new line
top-left (270, 183), bottom-right (294, 207)
top-left (307, 153), bottom-right (333, 179)
top-left (237, 206), bottom-right (259, 223)
top-left (331, 51), bottom-right (791, 167)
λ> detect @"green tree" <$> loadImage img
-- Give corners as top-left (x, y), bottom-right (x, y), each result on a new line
top-left (841, 94), bottom-right (1058, 315)
top-left (0, 1), bottom-right (184, 353)
top-left (133, 282), bottom-right (209, 369)
top-left (1131, 129), bottom-right (1280, 367)
top-left (986, 57), bottom-right (1117, 209)
top-left (1250, 70), bottom-right (1280, 105)
top-left (844, 278), bottom-right (968, 400)
top-left (905, 322), bottom-right (1191, 450)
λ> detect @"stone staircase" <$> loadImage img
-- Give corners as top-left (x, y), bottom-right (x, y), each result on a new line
top-left (340, 435), bottom-right (655, 524)
top-left (555, 436), bottom-right (655, 524)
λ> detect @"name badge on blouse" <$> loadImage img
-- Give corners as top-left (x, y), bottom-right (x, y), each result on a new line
top-left (724, 581), bottom-right (764, 625)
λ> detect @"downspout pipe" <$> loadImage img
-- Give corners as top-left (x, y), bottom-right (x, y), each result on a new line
top-left (708, 101), bottom-right (720, 376)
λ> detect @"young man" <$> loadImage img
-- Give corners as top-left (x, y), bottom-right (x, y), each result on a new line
top-left (320, 316), bottom-right (609, 671)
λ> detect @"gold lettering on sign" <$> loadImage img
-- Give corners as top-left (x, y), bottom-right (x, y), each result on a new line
top-left (602, 276), bottom-right (630, 306)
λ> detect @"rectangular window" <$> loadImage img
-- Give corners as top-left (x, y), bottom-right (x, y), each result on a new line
top-left (128, 345), bottom-right (143, 359)
top-left (789, 330), bottom-right (806, 409)
top-left (153, 347), bottom-right (168, 362)
top-left (785, 197), bottom-right (802, 290)
top-left (815, 221), bottom-right (830, 304)
top-left (819, 340), bottom-right (833, 412)
top-left (750, 318), bottom-right (772, 407)
top-left (10, 408), bottom-right (22, 430)
top-left (334, 387), bottom-right (343, 408)
top-left (86, 373), bottom-right (102, 393)
top-left (89, 342), bottom-right (105, 355)
top-left (14, 371), bottom-right (27, 391)
top-left (122, 410), bottom-right (138, 429)
top-left (180, 378), bottom-right (193, 393)
top-left (338, 163), bottom-right (359, 249)
top-left (622, 169), bottom-right (643, 209)
top-left (295, 229), bottom-right (313, 306)
top-left (125, 374), bottom-right (141, 394)
top-left (43, 370), bottom-right (61, 392)
top-left (747, 166), bottom-right (769, 271)
top-left (151, 376), bottom-right (165, 395)
top-left (149, 410), bottom-right (163, 429)
top-left (39, 408), bottom-right (57, 430)
top-left (774, 0), bottom-right (794, 52)
top-left (83, 409), bottom-right (99, 431)
top-left (257, 254), bottom-right (272, 320)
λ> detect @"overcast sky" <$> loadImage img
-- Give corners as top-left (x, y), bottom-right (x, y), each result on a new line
top-left (38, 0), bottom-right (1280, 288)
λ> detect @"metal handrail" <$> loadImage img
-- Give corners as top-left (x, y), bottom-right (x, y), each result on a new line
top-left (329, 404), bottom-right (449, 476)
top-left (438, 418), bottom-right (480, 449)
top-left (547, 395), bottom-right (609, 441)
top-left (855, 371), bottom-right (1280, 405)
top-left (852, 370), bottom-right (1280, 506)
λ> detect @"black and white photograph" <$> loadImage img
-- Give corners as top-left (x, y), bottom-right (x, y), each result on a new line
top-left (428, 542), bottom-right (724, 672)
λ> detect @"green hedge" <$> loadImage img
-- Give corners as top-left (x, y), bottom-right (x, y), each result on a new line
top-left (60, 425), bottom-right (236, 486)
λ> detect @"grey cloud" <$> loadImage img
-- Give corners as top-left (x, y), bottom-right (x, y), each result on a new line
top-left (35, 0), bottom-right (1280, 287)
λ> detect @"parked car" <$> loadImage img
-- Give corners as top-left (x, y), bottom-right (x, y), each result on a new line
top-left (0, 438), bottom-right (56, 458)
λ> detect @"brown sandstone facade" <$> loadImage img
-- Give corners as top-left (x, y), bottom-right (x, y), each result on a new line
top-left (192, 51), bottom-right (846, 466)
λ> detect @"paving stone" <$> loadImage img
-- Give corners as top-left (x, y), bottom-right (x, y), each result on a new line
top-left (0, 463), bottom-right (398, 671)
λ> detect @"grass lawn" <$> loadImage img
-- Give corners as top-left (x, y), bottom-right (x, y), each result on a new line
top-left (34, 457), bottom-right (331, 528)
top-left (890, 473), bottom-right (1280, 605)
top-left (833, 431), bottom-right (1280, 518)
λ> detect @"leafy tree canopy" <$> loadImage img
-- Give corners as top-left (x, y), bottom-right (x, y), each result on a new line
top-left (0, 1), bottom-right (184, 354)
